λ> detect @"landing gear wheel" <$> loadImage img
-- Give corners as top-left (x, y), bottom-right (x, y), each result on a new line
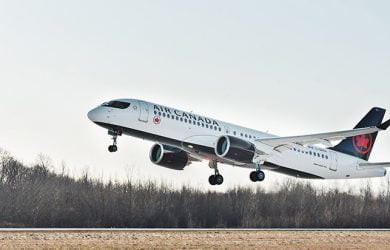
top-left (208, 160), bottom-right (224, 186)
top-left (215, 174), bottom-right (224, 185)
top-left (250, 171), bottom-right (258, 182)
top-left (209, 175), bottom-right (216, 185)
top-left (250, 171), bottom-right (265, 182)
top-left (257, 170), bottom-right (265, 181)
top-left (209, 174), bottom-right (224, 185)
top-left (107, 129), bottom-right (121, 153)
top-left (108, 145), bottom-right (118, 153)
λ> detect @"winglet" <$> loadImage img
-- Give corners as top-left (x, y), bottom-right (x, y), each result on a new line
top-left (378, 119), bottom-right (390, 130)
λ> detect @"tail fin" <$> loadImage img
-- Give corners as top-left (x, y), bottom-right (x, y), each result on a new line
top-left (330, 107), bottom-right (386, 161)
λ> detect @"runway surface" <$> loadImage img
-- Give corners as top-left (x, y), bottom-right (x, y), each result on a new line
top-left (1, 228), bottom-right (390, 231)
top-left (1, 229), bottom-right (390, 249)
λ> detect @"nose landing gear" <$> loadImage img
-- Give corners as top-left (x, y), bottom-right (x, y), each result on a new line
top-left (108, 144), bottom-right (118, 153)
top-left (108, 129), bottom-right (122, 153)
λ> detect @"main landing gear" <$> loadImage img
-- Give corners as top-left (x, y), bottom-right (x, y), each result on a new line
top-left (250, 163), bottom-right (265, 182)
top-left (108, 129), bottom-right (122, 153)
top-left (208, 160), bottom-right (224, 186)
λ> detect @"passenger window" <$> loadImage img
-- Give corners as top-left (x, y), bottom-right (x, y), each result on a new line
top-left (158, 112), bottom-right (162, 116)
top-left (240, 133), bottom-right (243, 137)
top-left (202, 124), bottom-right (204, 127)
top-left (249, 135), bottom-right (252, 139)
top-left (206, 124), bottom-right (209, 128)
top-left (163, 113), bottom-right (166, 117)
top-left (180, 118), bottom-right (183, 122)
top-left (219, 127), bottom-right (222, 132)
top-left (176, 116), bottom-right (179, 120)
top-left (167, 114), bottom-right (170, 118)
top-left (154, 111), bottom-right (157, 115)
top-left (184, 119), bottom-right (187, 123)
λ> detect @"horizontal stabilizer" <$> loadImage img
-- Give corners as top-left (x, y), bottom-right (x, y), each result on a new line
top-left (357, 162), bottom-right (390, 170)
top-left (256, 126), bottom-right (381, 147)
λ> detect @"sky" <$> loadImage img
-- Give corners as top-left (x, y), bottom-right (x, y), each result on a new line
top-left (0, 0), bottom-right (389, 192)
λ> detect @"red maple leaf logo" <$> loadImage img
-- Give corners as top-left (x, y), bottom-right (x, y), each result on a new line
top-left (355, 135), bottom-right (369, 148)
top-left (153, 116), bottom-right (161, 124)
top-left (352, 134), bottom-right (372, 155)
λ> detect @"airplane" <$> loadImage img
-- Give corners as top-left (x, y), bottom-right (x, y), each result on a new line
top-left (87, 99), bottom-right (390, 185)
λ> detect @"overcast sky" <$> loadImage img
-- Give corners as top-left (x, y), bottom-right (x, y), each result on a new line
top-left (0, 1), bottom-right (389, 191)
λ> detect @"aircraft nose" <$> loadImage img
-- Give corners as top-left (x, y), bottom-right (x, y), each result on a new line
top-left (87, 108), bottom-right (99, 122)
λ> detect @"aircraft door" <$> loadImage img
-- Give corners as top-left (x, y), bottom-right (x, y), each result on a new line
top-left (329, 151), bottom-right (338, 171)
top-left (138, 101), bottom-right (149, 122)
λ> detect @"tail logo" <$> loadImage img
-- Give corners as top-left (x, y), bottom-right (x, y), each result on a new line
top-left (352, 134), bottom-right (373, 155)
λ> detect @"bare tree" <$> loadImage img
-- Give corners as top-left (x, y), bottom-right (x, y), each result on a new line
top-left (1, 151), bottom-right (390, 228)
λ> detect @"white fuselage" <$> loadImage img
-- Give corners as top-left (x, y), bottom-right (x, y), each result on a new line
top-left (87, 99), bottom-right (386, 180)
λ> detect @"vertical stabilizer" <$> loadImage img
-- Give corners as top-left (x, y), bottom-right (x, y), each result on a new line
top-left (330, 107), bottom-right (385, 161)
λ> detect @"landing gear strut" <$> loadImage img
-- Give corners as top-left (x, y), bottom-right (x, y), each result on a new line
top-left (250, 163), bottom-right (265, 182)
top-left (108, 129), bottom-right (121, 153)
top-left (208, 160), bottom-right (224, 185)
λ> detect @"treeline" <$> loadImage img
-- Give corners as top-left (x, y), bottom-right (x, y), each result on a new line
top-left (1, 151), bottom-right (390, 228)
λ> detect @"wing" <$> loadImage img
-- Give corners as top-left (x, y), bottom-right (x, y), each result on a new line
top-left (188, 154), bottom-right (202, 162)
top-left (255, 126), bottom-right (382, 153)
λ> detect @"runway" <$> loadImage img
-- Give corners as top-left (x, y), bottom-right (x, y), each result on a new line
top-left (1, 228), bottom-right (390, 232)
top-left (1, 229), bottom-right (390, 249)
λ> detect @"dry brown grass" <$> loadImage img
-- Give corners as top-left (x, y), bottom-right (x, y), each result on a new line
top-left (1, 230), bottom-right (390, 249)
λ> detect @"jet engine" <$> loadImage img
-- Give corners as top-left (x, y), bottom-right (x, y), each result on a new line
top-left (215, 135), bottom-right (256, 163)
top-left (149, 144), bottom-right (189, 170)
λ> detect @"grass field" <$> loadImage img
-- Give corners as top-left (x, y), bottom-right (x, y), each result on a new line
top-left (1, 230), bottom-right (390, 249)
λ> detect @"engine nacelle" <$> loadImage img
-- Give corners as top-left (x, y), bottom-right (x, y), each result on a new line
top-left (215, 136), bottom-right (256, 163)
top-left (149, 144), bottom-right (189, 170)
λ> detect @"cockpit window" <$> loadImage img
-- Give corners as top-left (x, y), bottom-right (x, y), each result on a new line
top-left (102, 101), bottom-right (130, 109)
